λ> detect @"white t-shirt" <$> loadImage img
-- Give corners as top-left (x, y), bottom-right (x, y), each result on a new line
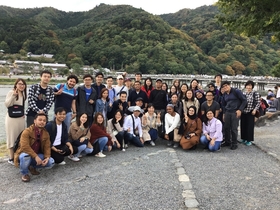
top-left (53, 124), bottom-right (62, 146)
top-left (114, 85), bottom-right (128, 100)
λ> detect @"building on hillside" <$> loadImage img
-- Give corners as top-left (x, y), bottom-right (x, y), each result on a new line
top-left (27, 52), bottom-right (54, 58)
top-left (13, 60), bottom-right (41, 74)
top-left (41, 63), bottom-right (67, 71)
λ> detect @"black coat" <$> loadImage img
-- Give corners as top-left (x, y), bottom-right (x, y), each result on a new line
top-left (76, 85), bottom-right (97, 116)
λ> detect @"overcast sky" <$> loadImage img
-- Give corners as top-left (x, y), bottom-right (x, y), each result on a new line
top-left (0, 0), bottom-right (217, 15)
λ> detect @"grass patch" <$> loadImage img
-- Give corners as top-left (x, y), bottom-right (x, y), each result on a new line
top-left (0, 141), bottom-right (8, 158)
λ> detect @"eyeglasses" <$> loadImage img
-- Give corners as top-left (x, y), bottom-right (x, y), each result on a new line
top-left (17, 83), bottom-right (25, 86)
top-left (206, 95), bottom-right (213, 96)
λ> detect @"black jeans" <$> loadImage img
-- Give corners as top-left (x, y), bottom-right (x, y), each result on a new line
top-left (240, 112), bottom-right (255, 142)
top-left (51, 144), bottom-right (78, 164)
top-left (224, 112), bottom-right (239, 145)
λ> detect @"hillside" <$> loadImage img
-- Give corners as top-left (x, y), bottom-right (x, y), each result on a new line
top-left (0, 4), bottom-right (279, 76)
top-left (160, 6), bottom-right (280, 76)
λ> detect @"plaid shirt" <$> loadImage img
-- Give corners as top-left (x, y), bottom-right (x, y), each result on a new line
top-left (243, 91), bottom-right (260, 113)
top-left (25, 83), bottom-right (54, 115)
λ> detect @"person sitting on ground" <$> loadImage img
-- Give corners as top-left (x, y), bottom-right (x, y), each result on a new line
top-left (107, 109), bottom-right (125, 150)
top-left (123, 106), bottom-right (145, 147)
top-left (68, 113), bottom-right (93, 159)
top-left (180, 106), bottom-right (202, 150)
top-left (142, 103), bottom-right (162, 146)
top-left (14, 113), bottom-right (55, 182)
top-left (90, 112), bottom-right (112, 157)
top-left (200, 109), bottom-right (223, 152)
top-left (107, 91), bottom-right (128, 120)
top-left (164, 104), bottom-right (181, 148)
top-left (45, 107), bottom-right (78, 164)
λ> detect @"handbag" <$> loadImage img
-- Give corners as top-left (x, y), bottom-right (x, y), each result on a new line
top-left (8, 96), bottom-right (25, 118)
top-left (112, 129), bottom-right (118, 136)
top-left (8, 105), bottom-right (24, 118)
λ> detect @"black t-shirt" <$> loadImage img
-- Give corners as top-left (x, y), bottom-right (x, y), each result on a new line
top-left (201, 100), bottom-right (220, 114)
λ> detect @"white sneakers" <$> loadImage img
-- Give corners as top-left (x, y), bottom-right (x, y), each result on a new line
top-left (58, 161), bottom-right (66, 165)
top-left (95, 152), bottom-right (106, 158)
top-left (68, 155), bottom-right (80, 162)
top-left (150, 141), bottom-right (155, 146)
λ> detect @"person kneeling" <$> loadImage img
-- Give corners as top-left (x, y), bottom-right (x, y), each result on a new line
top-left (69, 113), bottom-right (93, 159)
top-left (200, 110), bottom-right (223, 152)
top-left (45, 107), bottom-right (78, 164)
top-left (180, 106), bottom-right (202, 150)
top-left (14, 113), bottom-right (54, 182)
top-left (123, 106), bottom-right (144, 147)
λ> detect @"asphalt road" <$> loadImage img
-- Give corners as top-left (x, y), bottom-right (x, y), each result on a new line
top-left (0, 119), bottom-right (279, 210)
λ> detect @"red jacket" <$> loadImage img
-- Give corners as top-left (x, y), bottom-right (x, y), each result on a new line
top-left (90, 124), bottom-right (112, 145)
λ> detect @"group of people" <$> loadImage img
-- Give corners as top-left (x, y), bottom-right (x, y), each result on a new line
top-left (5, 70), bottom-right (273, 182)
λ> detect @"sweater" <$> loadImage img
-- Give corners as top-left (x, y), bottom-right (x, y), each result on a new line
top-left (90, 124), bottom-right (112, 145)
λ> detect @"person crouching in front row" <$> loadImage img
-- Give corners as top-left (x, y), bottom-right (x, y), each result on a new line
top-left (14, 113), bottom-right (55, 182)
top-left (200, 109), bottom-right (223, 152)
top-left (45, 107), bottom-right (78, 165)
top-left (90, 112), bottom-right (113, 157)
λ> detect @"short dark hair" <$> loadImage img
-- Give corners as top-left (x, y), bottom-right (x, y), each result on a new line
top-left (214, 74), bottom-right (222, 79)
top-left (135, 72), bottom-right (142, 76)
top-left (221, 81), bottom-right (231, 87)
top-left (119, 91), bottom-right (127, 96)
top-left (107, 76), bottom-right (113, 80)
top-left (54, 107), bottom-right (66, 114)
top-left (134, 81), bottom-right (141, 85)
top-left (245, 80), bottom-right (255, 88)
top-left (34, 113), bottom-right (48, 121)
top-left (40, 70), bottom-right (52, 77)
top-left (67, 74), bottom-right (79, 83)
top-left (205, 90), bottom-right (214, 96)
top-left (83, 74), bottom-right (93, 80)
top-left (95, 72), bottom-right (104, 78)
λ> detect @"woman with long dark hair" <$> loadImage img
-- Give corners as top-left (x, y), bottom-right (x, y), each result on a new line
top-left (95, 88), bottom-right (112, 124)
top-left (178, 83), bottom-right (188, 101)
top-left (5, 78), bottom-right (27, 165)
top-left (68, 113), bottom-right (93, 160)
top-left (90, 112), bottom-right (112, 157)
top-left (182, 89), bottom-right (200, 115)
top-left (141, 77), bottom-right (154, 99)
top-left (107, 109), bottom-right (126, 150)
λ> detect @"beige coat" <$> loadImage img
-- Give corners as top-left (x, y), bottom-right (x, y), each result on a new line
top-left (142, 112), bottom-right (161, 141)
top-left (69, 122), bottom-right (91, 141)
top-left (107, 119), bottom-right (123, 141)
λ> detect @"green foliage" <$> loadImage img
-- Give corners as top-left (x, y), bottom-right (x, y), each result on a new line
top-left (0, 4), bottom-right (279, 76)
top-left (161, 5), bottom-right (280, 76)
top-left (216, 0), bottom-right (280, 41)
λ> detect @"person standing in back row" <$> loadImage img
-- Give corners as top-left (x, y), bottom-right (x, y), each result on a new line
top-left (53, 74), bottom-right (79, 131)
top-left (91, 72), bottom-right (106, 98)
top-left (76, 74), bottom-right (97, 126)
top-left (26, 70), bottom-right (54, 127)
top-left (149, 78), bottom-right (168, 117)
top-left (221, 81), bottom-right (247, 150)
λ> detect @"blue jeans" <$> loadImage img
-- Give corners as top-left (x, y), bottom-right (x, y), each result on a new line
top-left (75, 144), bottom-right (93, 157)
top-left (200, 135), bottom-right (221, 152)
top-left (19, 153), bottom-right (55, 175)
top-left (64, 112), bottom-right (73, 131)
top-left (95, 137), bottom-right (108, 152)
top-left (124, 133), bottom-right (144, 147)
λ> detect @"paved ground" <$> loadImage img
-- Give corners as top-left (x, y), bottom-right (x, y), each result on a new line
top-left (0, 119), bottom-right (279, 210)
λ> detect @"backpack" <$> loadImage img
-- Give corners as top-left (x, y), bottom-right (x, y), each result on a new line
top-left (14, 123), bottom-right (56, 153)
top-left (13, 131), bottom-right (23, 153)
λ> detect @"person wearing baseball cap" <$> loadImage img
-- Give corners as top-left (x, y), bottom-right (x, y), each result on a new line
top-left (123, 106), bottom-right (144, 147)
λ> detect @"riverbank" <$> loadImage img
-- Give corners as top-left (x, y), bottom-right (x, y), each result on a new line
top-left (0, 77), bottom-right (66, 85)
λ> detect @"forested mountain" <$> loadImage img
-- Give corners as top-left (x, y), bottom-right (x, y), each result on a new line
top-left (161, 6), bottom-right (280, 76)
top-left (0, 4), bottom-right (279, 76)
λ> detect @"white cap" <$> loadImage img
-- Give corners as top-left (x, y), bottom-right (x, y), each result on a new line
top-left (128, 106), bottom-right (143, 113)
top-left (117, 75), bottom-right (124, 80)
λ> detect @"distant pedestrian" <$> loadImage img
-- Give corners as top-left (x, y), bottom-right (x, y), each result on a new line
top-left (5, 78), bottom-right (27, 165)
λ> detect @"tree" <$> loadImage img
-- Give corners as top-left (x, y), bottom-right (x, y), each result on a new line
top-left (217, 0), bottom-right (280, 41)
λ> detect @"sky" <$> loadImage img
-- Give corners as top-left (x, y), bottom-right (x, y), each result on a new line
top-left (0, 0), bottom-right (217, 15)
